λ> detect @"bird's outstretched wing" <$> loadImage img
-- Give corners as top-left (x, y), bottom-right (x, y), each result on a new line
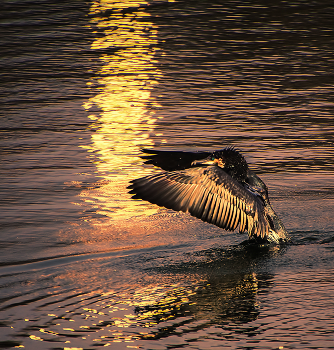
top-left (128, 166), bottom-right (271, 239)
top-left (140, 149), bottom-right (211, 171)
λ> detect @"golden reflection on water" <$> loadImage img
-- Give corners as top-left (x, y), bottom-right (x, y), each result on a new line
top-left (81, 0), bottom-right (164, 221)
top-left (25, 272), bottom-right (260, 347)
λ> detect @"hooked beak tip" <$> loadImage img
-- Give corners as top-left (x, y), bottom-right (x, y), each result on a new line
top-left (191, 158), bottom-right (217, 166)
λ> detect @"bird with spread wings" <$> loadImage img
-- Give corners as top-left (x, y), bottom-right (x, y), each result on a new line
top-left (128, 147), bottom-right (288, 243)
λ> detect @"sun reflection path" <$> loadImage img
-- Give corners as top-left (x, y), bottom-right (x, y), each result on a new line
top-left (81, 0), bottom-right (164, 221)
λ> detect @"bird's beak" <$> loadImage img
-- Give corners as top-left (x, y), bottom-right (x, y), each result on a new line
top-left (191, 156), bottom-right (218, 167)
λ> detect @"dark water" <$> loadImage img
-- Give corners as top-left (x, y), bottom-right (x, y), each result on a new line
top-left (1, 0), bottom-right (334, 349)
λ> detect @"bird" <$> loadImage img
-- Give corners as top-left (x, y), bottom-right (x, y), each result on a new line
top-left (128, 147), bottom-right (288, 243)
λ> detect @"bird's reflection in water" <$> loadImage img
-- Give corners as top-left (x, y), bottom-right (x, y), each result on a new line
top-left (20, 244), bottom-right (281, 346)
top-left (133, 243), bottom-right (279, 340)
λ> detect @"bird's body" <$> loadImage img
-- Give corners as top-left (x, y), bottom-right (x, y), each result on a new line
top-left (128, 147), bottom-right (288, 243)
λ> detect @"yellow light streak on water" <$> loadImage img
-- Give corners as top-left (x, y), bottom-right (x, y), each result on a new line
top-left (81, 0), bottom-right (163, 222)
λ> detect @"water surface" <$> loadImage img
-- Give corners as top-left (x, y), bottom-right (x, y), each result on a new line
top-left (1, 0), bottom-right (334, 349)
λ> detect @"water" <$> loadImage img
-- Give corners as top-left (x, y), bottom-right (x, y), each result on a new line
top-left (1, 0), bottom-right (334, 349)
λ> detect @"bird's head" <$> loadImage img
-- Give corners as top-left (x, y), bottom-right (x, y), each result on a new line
top-left (192, 147), bottom-right (249, 182)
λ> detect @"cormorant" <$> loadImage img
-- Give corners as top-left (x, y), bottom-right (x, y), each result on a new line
top-left (128, 147), bottom-right (288, 243)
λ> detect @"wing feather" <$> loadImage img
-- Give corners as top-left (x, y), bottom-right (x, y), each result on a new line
top-left (239, 211), bottom-right (246, 233)
top-left (221, 200), bottom-right (230, 228)
top-left (232, 208), bottom-right (240, 231)
top-left (178, 184), bottom-right (197, 211)
top-left (201, 192), bottom-right (213, 221)
top-left (213, 195), bottom-right (224, 228)
top-left (188, 186), bottom-right (207, 217)
top-left (196, 188), bottom-right (210, 218)
top-left (211, 192), bottom-right (222, 225)
top-left (129, 166), bottom-right (271, 239)
top-left (216, 199), bottom-right (227, 228)
top-left (207, 193), bottom-right (218, 223)
top-left (228, 202), bottom-right (238, 229)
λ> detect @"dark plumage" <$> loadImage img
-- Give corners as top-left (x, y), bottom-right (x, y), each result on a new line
top-left (128, 147), bottom-right (288, 243)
